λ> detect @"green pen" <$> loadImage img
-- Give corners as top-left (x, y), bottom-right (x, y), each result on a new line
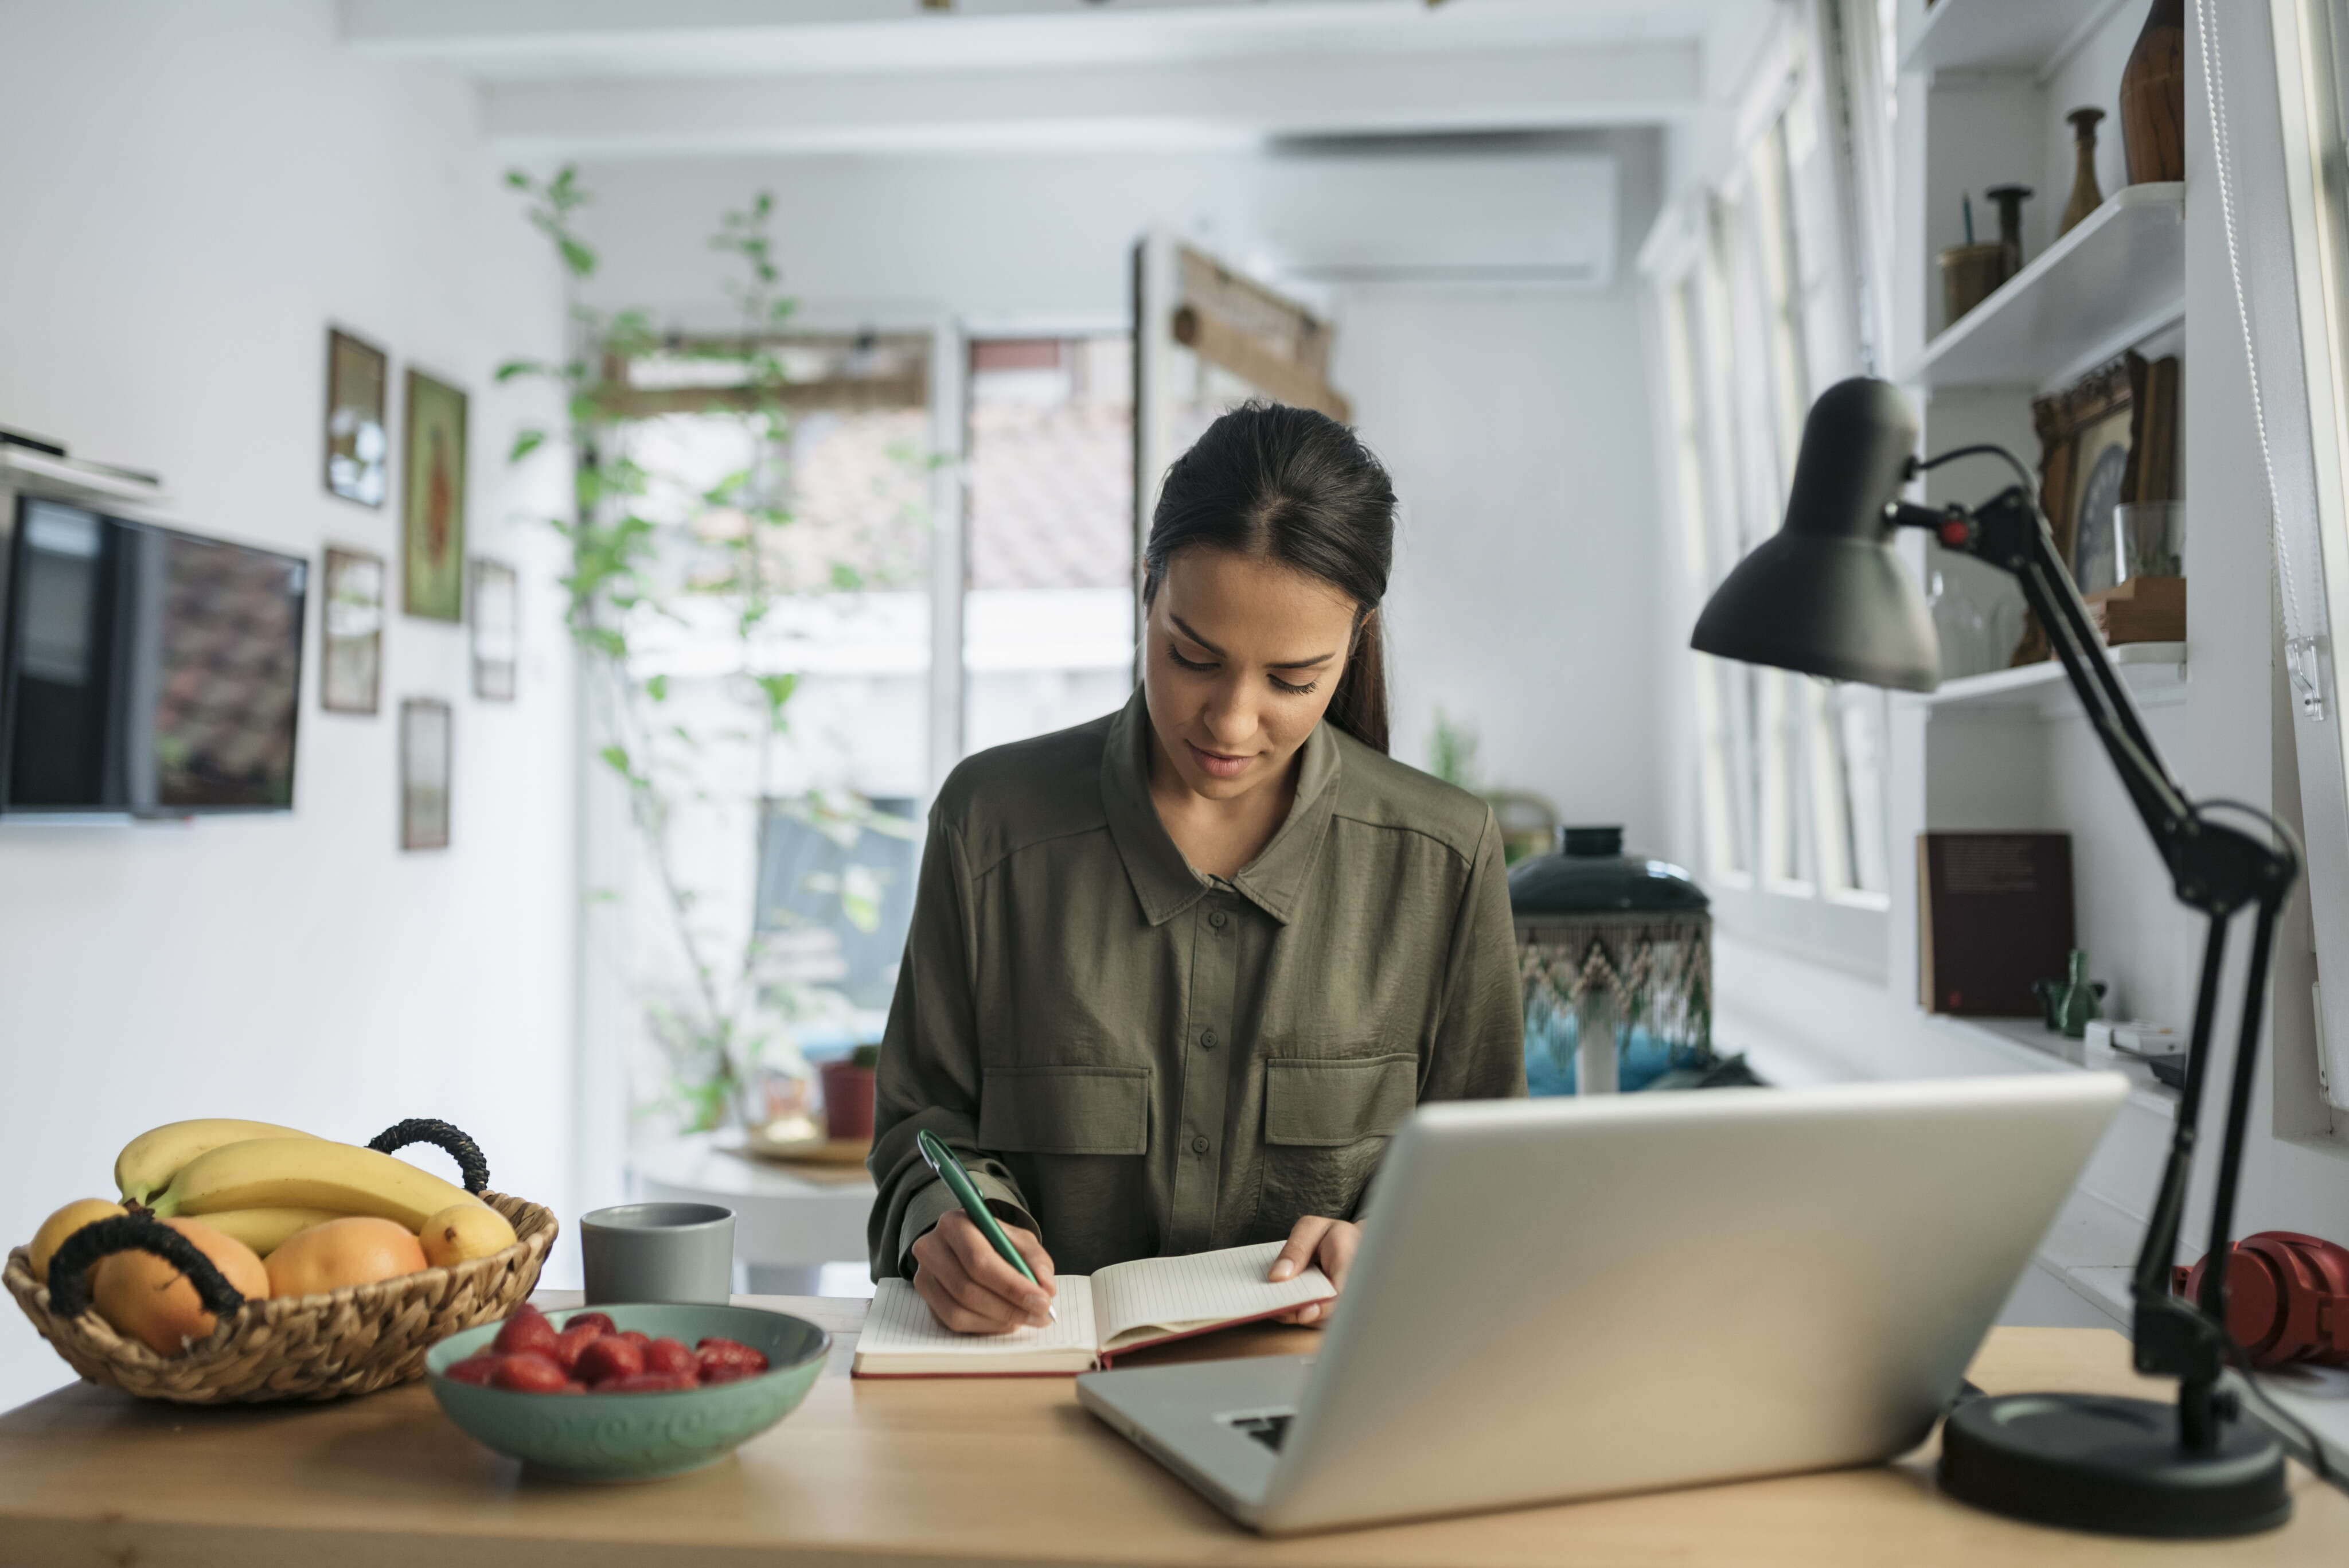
top-left (916, 1128), bottom-right (1056, 1324)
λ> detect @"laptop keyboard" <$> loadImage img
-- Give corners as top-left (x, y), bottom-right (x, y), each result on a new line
top-left (1227, 1413), bottom-right (1293, 1451)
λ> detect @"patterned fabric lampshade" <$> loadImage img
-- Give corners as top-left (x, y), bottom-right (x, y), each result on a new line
top-left (1508, 826), bottom-right (1730, 1094)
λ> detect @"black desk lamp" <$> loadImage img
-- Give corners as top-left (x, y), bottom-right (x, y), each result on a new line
top-left (1692, 377), bottom-right (2301, 1537)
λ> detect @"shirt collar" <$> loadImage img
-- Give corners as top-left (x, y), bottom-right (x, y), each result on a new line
top-left (1101, 687), bottom-right (1344, 927)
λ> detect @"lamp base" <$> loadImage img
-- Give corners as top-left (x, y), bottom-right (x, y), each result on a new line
top-left (1940, 1393), bottom-right (2289, 1537)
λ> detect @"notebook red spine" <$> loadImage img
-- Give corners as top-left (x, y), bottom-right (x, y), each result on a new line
top-left (1094, 1293), bottom-right (1338, 1367)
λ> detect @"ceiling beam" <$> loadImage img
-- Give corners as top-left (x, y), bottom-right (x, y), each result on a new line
top-left (345, 0), bottom-right (1722, 83)
top-left (481, 41), bottom-right (1701, 159)
top-left (345, 0), bottom-right (1407, 45)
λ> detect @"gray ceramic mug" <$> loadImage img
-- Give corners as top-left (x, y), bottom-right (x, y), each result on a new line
top-left (580, 1202), bottom-right (736, 1305)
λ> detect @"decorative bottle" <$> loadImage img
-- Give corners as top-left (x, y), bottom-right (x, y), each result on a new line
top-left (2060, 108), bottom-right (2105, 236)
top-left (2057, 949), bottom-right (2104, 1040)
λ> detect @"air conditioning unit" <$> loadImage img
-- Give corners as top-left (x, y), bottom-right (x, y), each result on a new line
top-left (1254, 150), bottom-right (1617, 286)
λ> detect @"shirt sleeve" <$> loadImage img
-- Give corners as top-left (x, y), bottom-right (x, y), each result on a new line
top-left (1418, 810), bottom-right (1529, 1106)
top-left (865, 810), bottom-right (1042, 1280)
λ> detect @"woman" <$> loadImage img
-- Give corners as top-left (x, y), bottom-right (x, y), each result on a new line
top-left (868, 402), bottom-right (1524, 1333)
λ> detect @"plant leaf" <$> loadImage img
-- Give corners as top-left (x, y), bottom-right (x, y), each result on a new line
top-left (754, 673), bottom-right (798, 719)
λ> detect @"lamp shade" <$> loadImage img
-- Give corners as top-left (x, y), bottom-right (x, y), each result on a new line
top-left (1689, 377), bottom-right (1942, 692)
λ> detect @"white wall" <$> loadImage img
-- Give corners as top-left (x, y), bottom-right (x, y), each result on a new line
top-left (0, 1), bottom-right (573, 1410)
top-left (569, 132), bottom-right (1666, 841)
top-left (1348, 133), bottom-right (1665, 843)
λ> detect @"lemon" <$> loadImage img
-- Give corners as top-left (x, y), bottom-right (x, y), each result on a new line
top-left (30, 1198), bottom-right (128, 1285)
top-left (418, 1202), bottom-right (518, 1267)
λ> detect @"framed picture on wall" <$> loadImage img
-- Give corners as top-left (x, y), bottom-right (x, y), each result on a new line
top-left (471, 557), bottom-right (518, 701)
top-left (400, 697), bottom-right (451, 850)
top-left (2020, 357), bottom-right (2135, 662)
top-left (401, 369), bottom-right (469, 621)
top-left (320, 545), bottom-right (385, 714)
top-left (323, 328), bottom-right (389, 507)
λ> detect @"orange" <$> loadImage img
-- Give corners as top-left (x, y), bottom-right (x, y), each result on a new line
top-left (91, 1217), bottom-right (268, 1356)
top-left (264, 1215), bottom-right (427, 1298)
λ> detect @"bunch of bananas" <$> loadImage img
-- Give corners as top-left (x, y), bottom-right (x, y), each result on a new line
top-left (33, 1116), bottom-right (520, 1284)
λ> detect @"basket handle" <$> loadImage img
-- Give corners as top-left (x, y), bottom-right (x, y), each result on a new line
top-left (367, 1118), bottom-right (490, 1195)
top-left (45, 1213), bottom-right (248, 1321)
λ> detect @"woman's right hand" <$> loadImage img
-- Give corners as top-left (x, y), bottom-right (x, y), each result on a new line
top-left (909, 1210), bottom-right (1058, 1333)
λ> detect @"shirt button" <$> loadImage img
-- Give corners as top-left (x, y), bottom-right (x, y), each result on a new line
top-left (1191, 1136), bottom-right (1211, 1154)
top-left (1199, 1029), bottom-right (1218, 1050)
top-left (1209, 910), bottom-right (1227, 930)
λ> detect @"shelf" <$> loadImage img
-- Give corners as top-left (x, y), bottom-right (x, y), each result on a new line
top-left (0, 444), bottom-right (169, 508)
top-left (1910, 183), bottom-right (2183, 390)
top-left (1927, 1014), bottom-right (2179, 1113)
top-left (1910, 641), bottom-right (2185, 716)
top-left (1902, 0), bottom-right (2128, 78)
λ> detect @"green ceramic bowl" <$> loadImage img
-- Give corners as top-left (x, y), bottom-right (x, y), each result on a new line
top-left (425, 1303), bottom-right (830, 1482)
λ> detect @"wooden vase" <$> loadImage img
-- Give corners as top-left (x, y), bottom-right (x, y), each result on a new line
top-left (2059, 108), bottom-right (2105, 236)
top-left (2118, 0), bottom-right (2185, 185)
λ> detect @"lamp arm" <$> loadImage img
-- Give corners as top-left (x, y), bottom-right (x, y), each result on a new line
top-left (1895, 477), bottom-right (2299, 1449)
top-left (1894, 488), bottom-right (2207, 874)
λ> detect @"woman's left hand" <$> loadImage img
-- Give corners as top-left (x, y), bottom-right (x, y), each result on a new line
top-left (1266, 1215), bottom-right (1360, 1327)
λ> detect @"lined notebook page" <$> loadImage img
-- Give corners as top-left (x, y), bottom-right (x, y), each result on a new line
top-left (859, 1277), bottom-right (1098, 1358)
top-left (1091, 1241), bottom-right (1333, 1345)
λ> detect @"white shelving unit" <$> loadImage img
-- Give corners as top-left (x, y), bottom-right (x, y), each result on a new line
top-left (1902, 0), bottom-right (2134, 76)
top-left (1919, 641), bottom-right (2185, 716)
top-left (1886, 0), bottom-right (2221, 1352)
top-left (1891, 0), bottom-right (2194, 1034)
top-left (1910, 183), bottom-right (2183, 389)
top-left (1930, 1013), bottom-right (2179, 1112)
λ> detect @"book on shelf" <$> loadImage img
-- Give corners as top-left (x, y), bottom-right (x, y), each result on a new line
top-left (1917, 832), bottom-right (2074, 1017)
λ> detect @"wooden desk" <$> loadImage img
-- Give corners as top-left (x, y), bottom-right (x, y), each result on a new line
top-left (1, 1302), bottom-right (2343, 1567)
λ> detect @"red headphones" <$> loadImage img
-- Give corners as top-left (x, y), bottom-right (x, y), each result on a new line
top-left (2174, 1231), bottom-right (2349, 1370)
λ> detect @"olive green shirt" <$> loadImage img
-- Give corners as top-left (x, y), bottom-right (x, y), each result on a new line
top-left (867, 689), bottom-right (1527, 1281)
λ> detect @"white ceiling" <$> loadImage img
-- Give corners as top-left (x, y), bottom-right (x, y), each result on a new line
top-left (342, 0), bottom-right (1776, 158)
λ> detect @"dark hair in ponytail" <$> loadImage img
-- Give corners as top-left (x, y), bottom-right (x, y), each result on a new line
top-left (1142, 402), bottom-right (1395, 754)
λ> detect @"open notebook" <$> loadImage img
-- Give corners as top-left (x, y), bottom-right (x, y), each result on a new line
top-left (852, 1241), bottom-right (1335, 1376)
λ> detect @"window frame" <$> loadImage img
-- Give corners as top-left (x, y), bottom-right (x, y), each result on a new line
top-left (1642, 7), bottom-right (1895, 976)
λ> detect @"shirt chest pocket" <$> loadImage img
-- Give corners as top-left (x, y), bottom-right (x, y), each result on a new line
top-left (978, 1064), bottom-right (1151, 1156)
top-left (1254, 1054), bottom-right (1419, 1232)
top-left (1263, 1054), bottom-right (1419, 1146)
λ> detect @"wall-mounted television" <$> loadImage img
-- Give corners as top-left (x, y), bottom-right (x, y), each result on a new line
top-left (1, 496), bottom-right (308, 816)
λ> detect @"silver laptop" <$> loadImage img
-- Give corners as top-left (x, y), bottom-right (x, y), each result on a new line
top-left (1076, 1072), bottom-right (2126, 1535)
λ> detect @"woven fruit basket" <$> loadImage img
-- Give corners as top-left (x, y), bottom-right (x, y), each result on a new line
top-left (3, 1123), bottom-right (556, 1405)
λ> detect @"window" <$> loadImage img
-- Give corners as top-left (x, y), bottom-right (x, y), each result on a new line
top-left (602, 329), bottom-right (1157, 1118)
top-left (1646, 19), bottom-right (1894, 969)
top-left (1659, 278), bottom-right (1750, 886)
top-left (963, 336), bottom-right (1137, 753)
top-left (603, 334), bottom-right (940, 1117)
top-left (2253, 0), bottom-right (2349, 1113)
